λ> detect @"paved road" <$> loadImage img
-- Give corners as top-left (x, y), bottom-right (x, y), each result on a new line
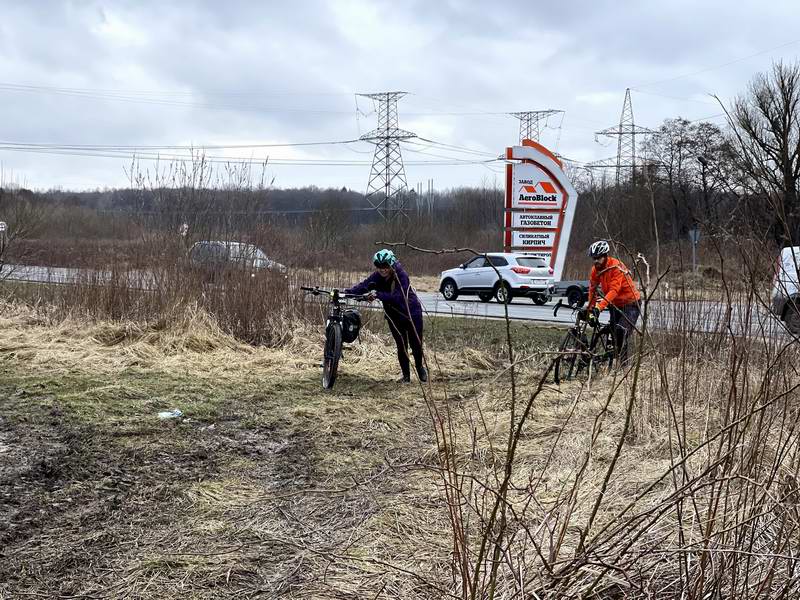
top-left (417, 291), bottom-right (788, 338)
top-left (417, 292), bottom-right (581, 325)
top-left (0, 263), bottom-right (155, 289)
top-left (0, 263), bottom-right (790, 338)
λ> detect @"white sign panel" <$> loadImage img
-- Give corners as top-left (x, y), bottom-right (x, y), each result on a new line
top-left (511, 163), bottom-right (564, 210)
top-left (504, 140), bottom-right (578, 281)
top-left (512, 230), bottom-right (556, 248)
top-left (511, 212), bottom-right (558, 229)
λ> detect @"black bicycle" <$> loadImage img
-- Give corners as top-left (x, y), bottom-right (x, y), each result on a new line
top-left (301, 286), bottom-right (369, 389)
top-left (553, 299), bottom-right (619, 384)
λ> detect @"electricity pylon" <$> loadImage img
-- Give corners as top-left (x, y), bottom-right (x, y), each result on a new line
top-left (589, 88), bottom-right (655, 186)
top-left (510, 110), bottom-right (563, 143)
top-left (358, 91), bottom-right (416, 225)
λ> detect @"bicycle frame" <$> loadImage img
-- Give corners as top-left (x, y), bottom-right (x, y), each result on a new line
top-left (325, 288), bottom-right (345, 328)
top-left (553, 299), bottom-right (618, 382)
top-left (302, 286), bottom-right (363, 324)
top-left (301, 286), bottom-right (369, 389)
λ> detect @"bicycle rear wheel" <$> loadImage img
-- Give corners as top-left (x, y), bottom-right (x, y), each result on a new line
top-left (322, 322), bottom-right (343, 389)
top-left (555, 329), bottom-right (588, 384)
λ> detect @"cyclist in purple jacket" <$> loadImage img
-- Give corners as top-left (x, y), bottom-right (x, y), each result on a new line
top-left (346, 249), bottom-right (427, 383)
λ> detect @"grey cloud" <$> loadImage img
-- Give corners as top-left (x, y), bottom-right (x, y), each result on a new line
top-left (0, 0), bottom-right (798, 190)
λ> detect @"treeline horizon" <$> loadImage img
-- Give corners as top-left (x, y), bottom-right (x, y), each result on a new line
top-left (3, 60), bottom-right (800, 278)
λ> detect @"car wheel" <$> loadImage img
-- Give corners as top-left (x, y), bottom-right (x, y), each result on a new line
top-left (495, 282), bottom-right (512, 304)
top-left (567, 288), bottom-right (585, 308)
top-left (478, 291), bottom-right (493, 302)
top-left (441, 279), bottom-right (459, 301)
top-left (786, 303), bottom-right (800, 335)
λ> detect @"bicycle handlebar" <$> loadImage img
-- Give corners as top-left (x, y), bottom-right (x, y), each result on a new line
top-left (552, 298), bottom-right (564, 317)
top-left (300, 286), bottom-right (372, 302)
top-left (554, 298), bottom-right (604, 329)
top-left (553, 298), bottom-right (582, 318)
top-left (300, 286), bottom-right (330, 296)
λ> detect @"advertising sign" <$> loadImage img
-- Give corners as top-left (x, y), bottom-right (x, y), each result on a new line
top-left (511, 230), bottom-right (557, 248)
top-left (503, 140), bottom-right (578, 281)
top-left (510, 163), bottom-right (564, 210)
top-left (511, 212), bottom-right (558, 229)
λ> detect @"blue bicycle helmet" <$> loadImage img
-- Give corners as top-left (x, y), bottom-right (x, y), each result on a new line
top-left (373, 249), bottom-right (397, 267)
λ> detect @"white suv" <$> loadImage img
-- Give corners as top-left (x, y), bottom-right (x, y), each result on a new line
top-left (771, 246), bottom-right (800, 333)
top-left (439, 252), bottom-right (555, 304)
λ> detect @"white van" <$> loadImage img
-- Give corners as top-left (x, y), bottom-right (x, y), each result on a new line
top-left (771, 246), bottom-right (800, 333)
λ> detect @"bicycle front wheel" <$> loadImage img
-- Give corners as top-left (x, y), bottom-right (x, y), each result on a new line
top-left (555, 329), bottom-right (587, 384)
top-left (322, 322), bottom-right (343, 389)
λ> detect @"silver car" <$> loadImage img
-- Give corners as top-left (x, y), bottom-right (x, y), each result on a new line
top-left (439, 252), bottom-right (555, 304)
top-left (188, 241), bottom-right (287, 277)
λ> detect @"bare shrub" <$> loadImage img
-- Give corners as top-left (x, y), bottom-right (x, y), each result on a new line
top-left (385, 238), bottom-right (800, 599)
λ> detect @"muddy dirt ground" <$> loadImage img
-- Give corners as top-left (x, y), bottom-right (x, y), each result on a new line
top-left (0, 312), bottom-right (562, 598)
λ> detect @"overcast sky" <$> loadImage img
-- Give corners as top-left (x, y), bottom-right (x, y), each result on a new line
top-left (1, 0), bottom-right (799, 192)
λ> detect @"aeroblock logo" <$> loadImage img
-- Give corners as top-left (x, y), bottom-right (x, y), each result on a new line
top-left (518, 181), bottom-right (558, 203)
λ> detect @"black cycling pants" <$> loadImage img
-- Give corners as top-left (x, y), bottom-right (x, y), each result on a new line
top-left (386, 314), bottom-right (424, 379)
top-left (609, 302), bottom-right (640, 364)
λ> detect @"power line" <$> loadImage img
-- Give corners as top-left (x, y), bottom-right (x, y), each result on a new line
top-left (0, 81), bottom-right (357, 97)
top-left (0, 138), bottom-right (364, 151)
top-left (632, 89), bottom-right (720, 106)
top-left (0, 81), bottom-right (529, 120)
top-left (689, 113), bottom-right (726, 123)
top-left (0, 144), bottom-right (498, 166)
top-left (407, 137), bottom-right (496, 157)
top-left (632, 37), bottom-right (800, 90)
top-left (0, 81), bottom-right (530, 120)
top-left (0, 82), bottom-right (357, 114)
top-left (399, 142), bottom-right (490, 163)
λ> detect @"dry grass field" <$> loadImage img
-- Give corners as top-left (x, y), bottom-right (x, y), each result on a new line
top-left (1, 294), bottom-right (798, 599)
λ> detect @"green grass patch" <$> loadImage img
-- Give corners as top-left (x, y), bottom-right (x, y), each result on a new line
top-left (425, 314), bottom-right (564, 354)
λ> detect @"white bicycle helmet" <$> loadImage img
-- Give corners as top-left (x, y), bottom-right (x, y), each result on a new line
top-left (588, 240), bottom-right (610, 258)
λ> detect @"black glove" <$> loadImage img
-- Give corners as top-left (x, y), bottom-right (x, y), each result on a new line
top-left (588, 307), bottom-right (600, 326)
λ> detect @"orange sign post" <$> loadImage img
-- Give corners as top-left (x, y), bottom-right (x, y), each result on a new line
top-left (503, 139), bottom-right (577, 281)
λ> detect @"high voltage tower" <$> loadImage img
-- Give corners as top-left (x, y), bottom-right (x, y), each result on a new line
top-left (589, 88), bottom-right (655, 186)
top-left (358, 91), bottom-right (416, 225)
top-left (510, 110), bottom-right (564, 143)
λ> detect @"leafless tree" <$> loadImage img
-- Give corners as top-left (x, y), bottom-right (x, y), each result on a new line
top-left (725, 60), bottom-right (800, 244)
top-left (0, 186), bottom-right (49, 278)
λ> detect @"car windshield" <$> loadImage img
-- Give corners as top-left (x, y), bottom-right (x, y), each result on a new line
top-left (517, 257), bottom-right (547, 268)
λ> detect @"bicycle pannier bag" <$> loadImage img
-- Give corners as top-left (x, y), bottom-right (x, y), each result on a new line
top-left (342, 309), bottom-right (362, 343)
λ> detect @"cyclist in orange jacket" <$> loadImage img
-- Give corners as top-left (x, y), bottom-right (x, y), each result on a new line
top-left (584, 240), bottom-right (641, 363)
